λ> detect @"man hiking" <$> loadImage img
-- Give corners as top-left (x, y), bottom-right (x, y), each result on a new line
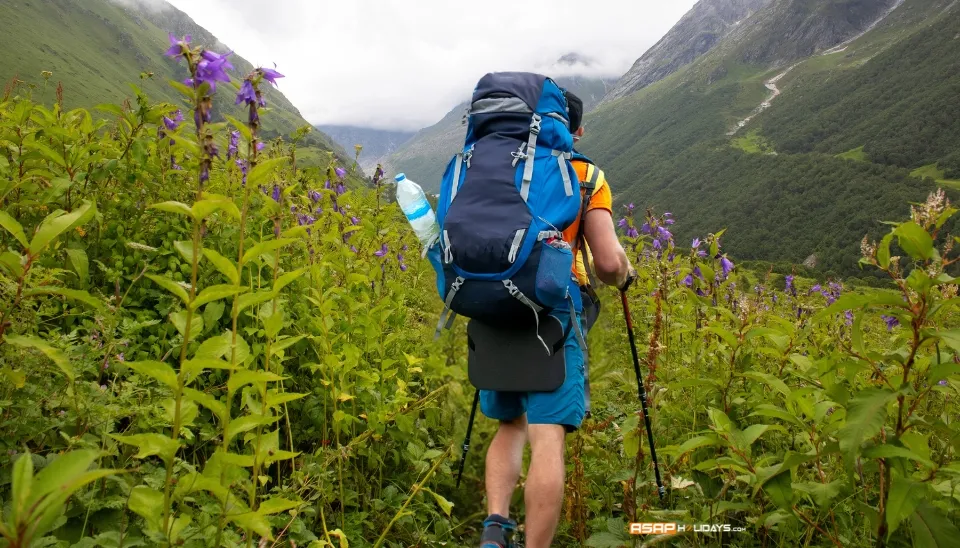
top-left (477, 91), bottom-right (634, 548)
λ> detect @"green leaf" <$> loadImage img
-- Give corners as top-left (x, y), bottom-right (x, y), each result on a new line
top-left (30, 449), bottom-right (101, 504)
top-left (125, 360), bottom-right (178, 390)
top-left (29, 200), bottom-right (96, 255)
top-left (0, 211), bottom-right (28, 248)
top-left (65, 248), bottom-right (89, 286)
top-left (128, 486), bottom-right (164, 532)
top-left (742, 371), bottom-right (791, 399)
top-left (183, 388), bottom-right (227, 421)
top-left (12, 451), bottom-right (34, 518)
top-left (5, 335), bottom-right (74, 381)
top-left (190, 284), bottom-right (247, 310)
top-left (149, 201), bottom-right (195, 219)
top-left (174, 240), bottom-right (197, 264)
top-left (241, 238), bottom-right (296, 267)
top-left (863, 444), bottom-right (935, 468)
top-left (225, 415), bottom-right (279, 443)
top-left (273, 269), bottom-right (305, 292)
top-left (194, 332), bottom-right (232, 361)
top-left (111, 433), bottom-right (180, 462)
top-left (247, 157), bottom-right (288, 187)
top-left (29, 141), bottom-right (67, 167)
top-left (705, 325), bottom-right (738, 347)
top-left (886, 473), bottom-right (926, 538)
top-left (261, 304), bottom-right (284, 339)
top-left (228, 370), bottom-right (285, 394)
top-left (229, 511), bottom-right (273, 540)
top-left (191, 199), bottom-right (228, 222)
top-left (893, 221), bottom-right (935, 261)
top-left (910, 501), bottom-right (960, 548)
top-left (181, 358), bottom-right (236, 384)
top-left (762, 469), bottom-right (794, 509)
top-left (707, 407), bottom-right (735, 434)
top-left (23, 287), bottom-right (105, 310)
top-left (929, 363), bottom-right (960, 384)
top-left (237, 290), bottom-right (275, 313)
top-left (0, 251), bottom-right (23, 278)
top-left (146, 274), bottom-right (189, 303)
top-left (793, 480), bottom-right (844, 508)
top-left (199, 192), bottom-right (241, 220)
top-left (224, 114), bottom-right (253, 141)
top-left (749, 404), bottom-right (806, 428)
top-left (258, 497), bottom-right (301, 515)
top-left (203, 300), bottom-right (225, 329)
top-left (932, 330), bottom-right (960, 356)
top-left (421, 487), bottom-right (454, 517)
top-left (168, 311), bottom-right (201, 342)
top-left (166, 131), bottom-right (200, 156)
top-left (203, 248), bottom-right (239, 285)
top-left (265, 391), bottom-right (307, 409)
top-left (674, 435), bottom-right (720, 456)
top-left (838, 388), bottom-right (897, 455)
top-left (270, 334), bottom-right (305, 354)
top-left (740, 424), bottom-right (775, 448)
top-left (877, 232), bottom-right (893, 269)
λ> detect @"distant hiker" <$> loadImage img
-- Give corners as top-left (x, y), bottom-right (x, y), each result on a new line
top-left (422, 72), bottom-right (634, 548)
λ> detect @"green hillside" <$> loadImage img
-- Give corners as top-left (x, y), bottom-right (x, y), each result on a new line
top-left (0, 0), bottom-right (347, 163)
top-left (580, 0), bottom-right (960, 278)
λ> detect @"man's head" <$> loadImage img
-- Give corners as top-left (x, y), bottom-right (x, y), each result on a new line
top-left (566, 91), bottom-right (585, 141)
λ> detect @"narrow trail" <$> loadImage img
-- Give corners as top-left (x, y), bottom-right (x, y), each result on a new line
top-left (726, 65), bottom-right (796, 136)
top-left (727, 0), bottom-right (907, 137)
top-left (821, 0), bottom-right (906, 56)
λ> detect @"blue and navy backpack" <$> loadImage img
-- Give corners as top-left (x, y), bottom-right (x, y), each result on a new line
top-left (426, 72), bottom-right (588, 353)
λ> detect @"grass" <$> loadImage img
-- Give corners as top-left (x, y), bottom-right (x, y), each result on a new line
top-left (837, 146), bottom-right (868, 162)
top-left (731, 130), bottom-right (775, 154)
top-left (911, 163), bottom-right (960, 189)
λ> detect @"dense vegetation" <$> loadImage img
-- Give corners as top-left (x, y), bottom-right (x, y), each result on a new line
top-left (0, 32), bottom-right (959, 548)
top-left (757, 6), bottom-right (960, 177)
top-left (579, 0), bottom-right (960, 278)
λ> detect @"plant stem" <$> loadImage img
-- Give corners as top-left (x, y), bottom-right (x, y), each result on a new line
top-left (372, 446), bottom-right (452, 548)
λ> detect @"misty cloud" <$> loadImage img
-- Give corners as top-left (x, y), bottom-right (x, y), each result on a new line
top-left (164, 0), bottom-right (697, 130)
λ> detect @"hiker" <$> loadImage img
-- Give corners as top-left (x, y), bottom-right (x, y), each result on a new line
top-left (477, 91), bottom-right (634, 548)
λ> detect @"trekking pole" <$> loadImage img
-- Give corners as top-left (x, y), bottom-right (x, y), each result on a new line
top-left (620, 288), bottom-right (666, 502)
top-left (455, 389), bottom-right (480, 488)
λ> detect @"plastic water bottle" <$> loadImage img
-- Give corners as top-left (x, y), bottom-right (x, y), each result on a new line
top-left (394, 173), bottom-right (440, 248)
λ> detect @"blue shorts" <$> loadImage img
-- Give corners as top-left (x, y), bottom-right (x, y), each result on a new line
top-left (479, 310), bottom-right (586, 431)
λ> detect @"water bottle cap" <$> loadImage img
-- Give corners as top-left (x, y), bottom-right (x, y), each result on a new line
top-left (394, 173), bottom-right (406, 182)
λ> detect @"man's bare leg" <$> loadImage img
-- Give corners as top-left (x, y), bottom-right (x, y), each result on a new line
top-left (523, 424), bottom-right (567, 548)
top-left (485, 415), bottom-right (528, 517)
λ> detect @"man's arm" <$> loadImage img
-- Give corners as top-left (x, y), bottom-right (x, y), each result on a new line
top-left (583, 208), bottom-right (632, 289)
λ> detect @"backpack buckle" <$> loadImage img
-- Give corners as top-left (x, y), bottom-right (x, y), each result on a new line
top-left (529, 114), bottom-right (541, 135)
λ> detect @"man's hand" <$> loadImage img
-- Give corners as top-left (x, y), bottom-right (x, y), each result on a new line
top-left (618, 265), bottom-right (638, 293)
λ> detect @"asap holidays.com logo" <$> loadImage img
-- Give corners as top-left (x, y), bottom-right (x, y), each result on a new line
top-left (630, 522), bottom-right (747, 535)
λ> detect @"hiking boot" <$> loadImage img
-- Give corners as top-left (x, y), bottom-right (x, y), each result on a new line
top-left (479, 514), bottom-right (518, 548)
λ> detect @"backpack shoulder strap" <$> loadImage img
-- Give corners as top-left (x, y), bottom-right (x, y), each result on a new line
top-left (574, 161), bottom-right (602, 288)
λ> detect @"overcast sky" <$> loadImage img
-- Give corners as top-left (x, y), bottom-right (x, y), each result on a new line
top-left (156, 0), bottom-right (697, 131)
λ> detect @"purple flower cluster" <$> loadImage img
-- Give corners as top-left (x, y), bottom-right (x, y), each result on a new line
top-left (227, 130), bottom-right (239, 160)
top-left (810, 282), bottom-right (843, 305)
top-left (785, 275), bottom-right (796, 297)
top-left (881, 315), bottom-right (899, 331)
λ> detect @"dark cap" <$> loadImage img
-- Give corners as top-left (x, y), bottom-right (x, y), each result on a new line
top-left (566, 91), bottom-right (584, 132)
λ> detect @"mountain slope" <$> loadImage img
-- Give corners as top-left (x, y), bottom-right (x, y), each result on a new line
top-left (379, 74), bottom-right (617, 191)
top-left (601, 0), bottom-right (773, 104)
top-left (579, 0), bottom-right (960, 277)
top-left (0, 0), bottom-right (346, 162)
top-left (318, 125), bottom-right (415, 171)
